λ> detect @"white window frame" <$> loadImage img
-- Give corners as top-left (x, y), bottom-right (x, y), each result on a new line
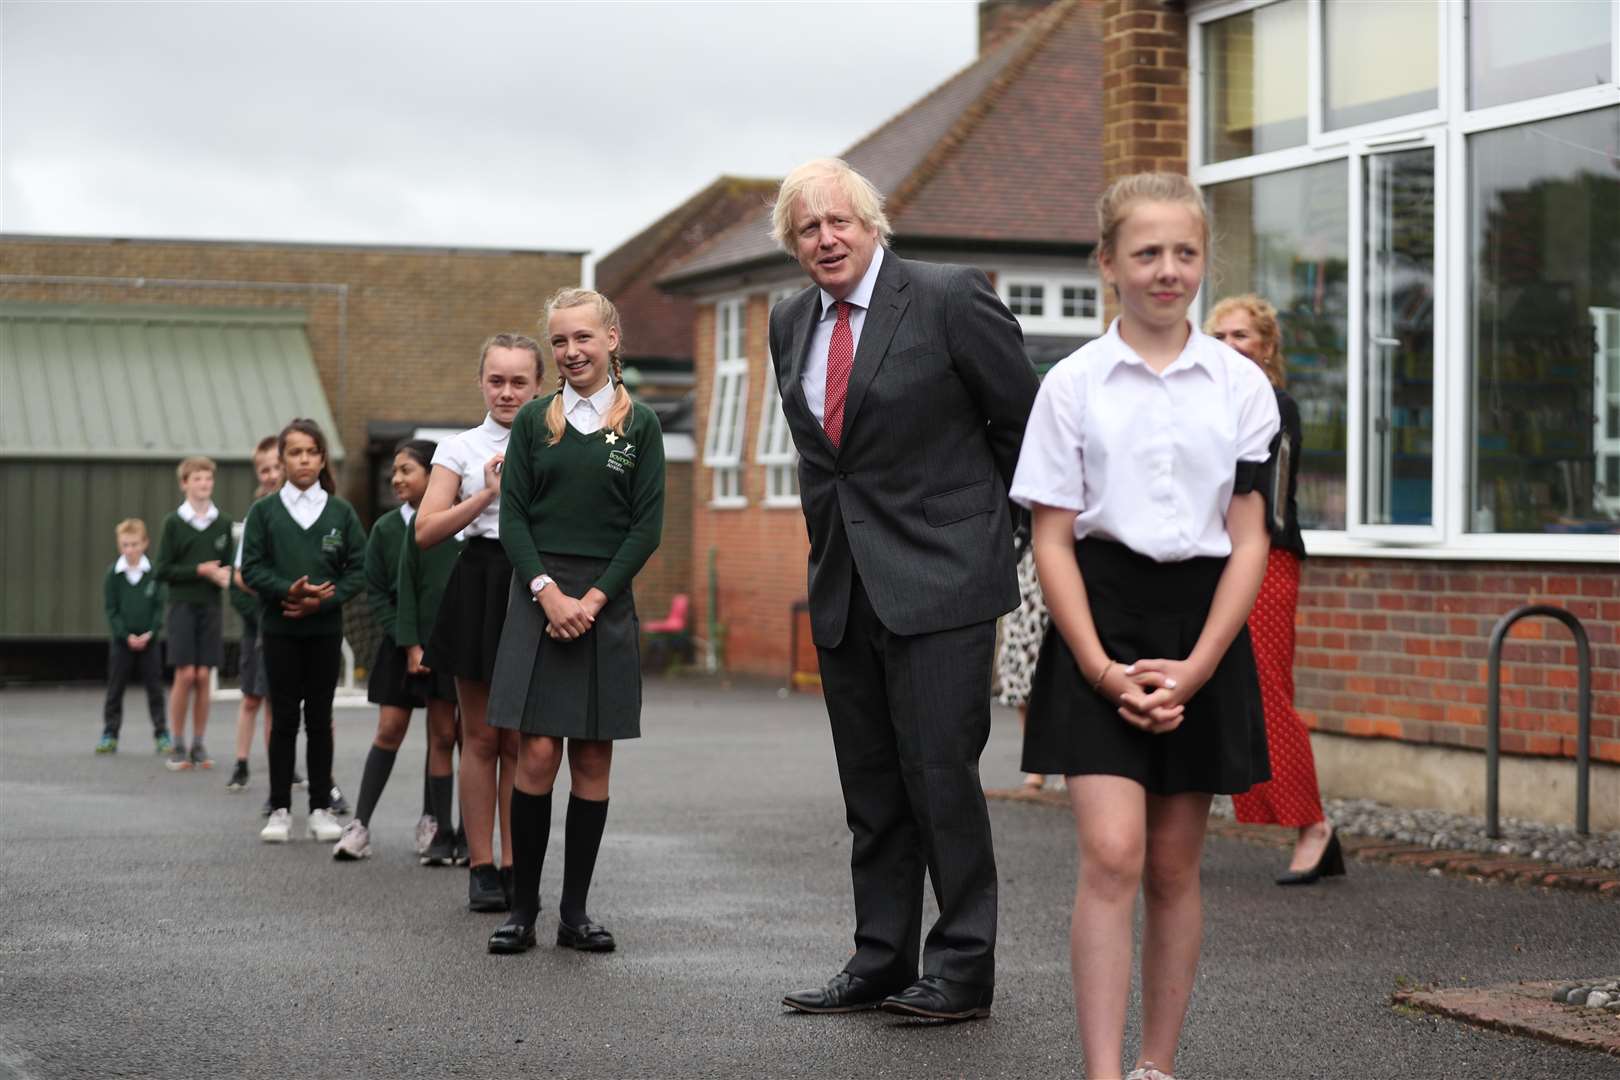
top-left (704, 296), bottom-right (748, 508)
top-left (995, 272), bottom-right (1105, 336)
top-left (1189, 0), bottom-right (1620, 562)
top-left (757, 286), bottom-right (801, 508)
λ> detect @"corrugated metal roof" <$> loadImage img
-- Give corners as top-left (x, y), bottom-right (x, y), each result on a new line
top-left (0, 302), bottom-right (345, 461)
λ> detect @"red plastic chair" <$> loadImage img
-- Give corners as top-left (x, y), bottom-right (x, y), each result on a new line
top-left (644, 593), bottom-right (689, 634)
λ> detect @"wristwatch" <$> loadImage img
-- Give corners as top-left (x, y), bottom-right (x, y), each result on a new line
top-left (529, 574), bottom-right (554, 596)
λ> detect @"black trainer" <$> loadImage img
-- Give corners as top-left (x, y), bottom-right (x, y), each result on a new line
top-left (329, 786), bottom-right (351, 816)
top-left (452, 824), bottom-right (469, 867)
top-left (468, 865), bottom-right (508, 913)
top-left (225, 761), bottom-right (249, 792)
top-left (291, 771), bottom-right (307, 789)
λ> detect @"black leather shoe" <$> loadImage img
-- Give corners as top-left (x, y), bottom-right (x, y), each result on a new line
top-left (487, 919), bottom-right (536, 954)
top-left (879, 976), bottom-right (993, 1021)
top-left (782, 971), bottom-right (905, 1014)
top-left (556, 919), bottom-right (616, 952)
top-left (1275, 830), bottom-right (1346, 886)
top-left (467, 864), bottom-right (509, 912)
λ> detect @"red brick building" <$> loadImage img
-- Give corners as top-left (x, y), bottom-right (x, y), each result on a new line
top-left (660, 0), bottom-right (1107, 678)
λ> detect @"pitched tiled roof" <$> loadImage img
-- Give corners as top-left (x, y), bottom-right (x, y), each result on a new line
top-left (596, 176), bottom-right (778, 362)
top-left (661, 0), bottom-right (1099, 288)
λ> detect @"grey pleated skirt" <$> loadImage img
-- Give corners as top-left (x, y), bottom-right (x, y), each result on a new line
top-left (486, 553), bottom-right (642, 740)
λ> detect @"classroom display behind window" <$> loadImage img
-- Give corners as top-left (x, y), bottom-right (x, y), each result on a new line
top-left (1208, 161), bottom-right (1350, 531)
top-left (1468, 107), bottom-right (1620, 535)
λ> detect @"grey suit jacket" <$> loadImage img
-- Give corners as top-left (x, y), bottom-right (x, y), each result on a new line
top-left (768, 253), bottom-right (1040, 648)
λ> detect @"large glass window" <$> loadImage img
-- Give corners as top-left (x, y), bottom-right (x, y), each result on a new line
top-left (1208, 161), bottom-right (1350, 529)
top-left (1362, 146), bottom-right (1436, 528)
top-left (757, 288), bottom-right (800, 506)
top-left (1469, 1), bottom-right (1613, 111)
top-left (1469, 107), bottom-right (1620, 535)
top-left (1202, 0), bottom-right (1307, 163)
top-left (704, 298), bottom-right (748, 506)
top-left (1324, 0), bottom-right (1438, 131)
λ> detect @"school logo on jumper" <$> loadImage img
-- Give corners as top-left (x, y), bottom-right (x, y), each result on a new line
top-left (606, 440), bottom-right (637, 475)
top-left (321, 528), bottom-right (344, 554)
top-left (145, 582), bottom-right (157, 598)
top-left (216, 534), bottom-right (229, 552)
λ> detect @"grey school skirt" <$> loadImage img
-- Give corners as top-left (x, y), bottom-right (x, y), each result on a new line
top-left (486, 553), bottom-right (642, 741)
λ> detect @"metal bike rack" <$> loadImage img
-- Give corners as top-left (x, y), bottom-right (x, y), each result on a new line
top-left (1485, 604), bottom-right (1592, 838)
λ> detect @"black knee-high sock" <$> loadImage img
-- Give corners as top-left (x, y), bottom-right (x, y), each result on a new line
top-left (559, 795), bottom-right (609, 927)
top-left (427, 774), bottom-right (454, 839)
top-left (354, 745), bottom-right (398, 827)
top-left (510, 788), bottom-right (552, 925)
top-left (422, 751), bottom-right (432, 818)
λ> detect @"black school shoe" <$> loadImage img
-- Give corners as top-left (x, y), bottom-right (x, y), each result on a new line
top-left (467, 865), bottom-right (508, 913)
top-left (556, 918), bottom-right (616, 952)
top-left (420, 828), bottom-right (457, 867)
top-left (487, 919), bottom-right (537, 955)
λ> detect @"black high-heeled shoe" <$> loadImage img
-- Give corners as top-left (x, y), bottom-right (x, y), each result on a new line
top-left (1275, 830), bottom-right (1346, 886)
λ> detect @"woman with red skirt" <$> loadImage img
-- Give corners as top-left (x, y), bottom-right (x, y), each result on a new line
top-left (1207, 295), bottom-right (1344, 886)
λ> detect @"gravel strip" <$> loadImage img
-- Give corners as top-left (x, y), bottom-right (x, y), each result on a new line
top-left (1210, 796), bottom-right (1620, 870)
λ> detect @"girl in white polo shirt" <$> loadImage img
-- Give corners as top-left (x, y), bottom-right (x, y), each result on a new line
top-left (415, 333), bottom-right (541, 913)
top-left (1010, 173), bottom-right (1279, 1080)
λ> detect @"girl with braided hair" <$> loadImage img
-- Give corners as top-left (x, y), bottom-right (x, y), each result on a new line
top-left (485, 288), bottom-right (664, 956)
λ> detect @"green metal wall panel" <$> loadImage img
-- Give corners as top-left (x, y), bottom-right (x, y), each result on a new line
top-left (0, 461), bottom-right (258, 640)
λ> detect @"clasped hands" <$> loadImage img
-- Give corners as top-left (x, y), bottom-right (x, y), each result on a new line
top-left (1094, 657), bottom-right (1209, 735)
top-left (195, 560), bottom-right (232, 589)
top-left (537, 585), bottom-right (606, 641)
top-left (281, 575), bottom-right (335, 619)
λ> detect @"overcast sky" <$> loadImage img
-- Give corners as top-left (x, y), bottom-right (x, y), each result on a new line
top-left (0, 1), bottom-right (978, 264)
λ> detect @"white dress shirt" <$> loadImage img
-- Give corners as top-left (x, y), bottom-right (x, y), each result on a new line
top-left (279, 481), bottom-right (329, 530)
top-left (399, 504), bottom-right (416, 526)
top-left (116, 554), bottom-right (152, 585)
top-left (563, 381), bottom-right (617, 435)
top-left (1010, 319), bottom-right (1280, 562)
top-left (176, 501), bottom-right (219, 530)
top-left (430, 413), bottom-right (510, 539)
top-left (801, 246), bottom-right (885, 425)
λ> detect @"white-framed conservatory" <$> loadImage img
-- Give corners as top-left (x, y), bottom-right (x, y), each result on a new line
top-left (1189, 0), bottom-right (1620, 562)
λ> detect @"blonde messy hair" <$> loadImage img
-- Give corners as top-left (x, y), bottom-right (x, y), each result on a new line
top-left (115, 518), bottom-right (148, 542)
top-left (541, 288), bottom-right (632, 447)
top-left (771, 158), bottom-right (893, 254)
top-left (176, 456), bottom-right (216, 483)
top-left (1205, 293), bottom-right (1287, 388)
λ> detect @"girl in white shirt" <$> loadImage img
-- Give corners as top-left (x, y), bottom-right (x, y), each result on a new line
top-left (415, 334), bottom-right (541, 913)
top-left (1010, 173), bottom-right (1279, 1080)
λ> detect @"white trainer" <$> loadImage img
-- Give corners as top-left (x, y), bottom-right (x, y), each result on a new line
top-left (414, 814), bottom-right (438, 855)
top-left (260, 808), bottom-right (292, 843)
top-left (307, 807), bottom-right (343, 843)
top-left (332, 820), bottom-right (371, 860)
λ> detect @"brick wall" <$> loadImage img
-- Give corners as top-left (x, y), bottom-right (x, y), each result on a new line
top-left (1101, 0), bottom-right (1188, 180)
top-left (689, 295), bottom-right (811, 678)
top-left (0, 236), bottom-right (581, 515)
top-left (1297, 559), bottom-right (1619, 765)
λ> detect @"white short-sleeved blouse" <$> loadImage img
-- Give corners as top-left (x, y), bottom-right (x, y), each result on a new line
top-left (430, 413), bottom-right (510, 540)
top-left (1010, 319), bottom-right (1280, 562)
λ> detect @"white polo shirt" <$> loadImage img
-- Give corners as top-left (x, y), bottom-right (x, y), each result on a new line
top-left (279, 481), bottom-right (328, 530)
top-left (116, 554), bottom-right (152, 585)
top-left (1010, 319), bottom-right (1279, 562)
top-left (176, 501), bottom-right (219, 530)
top-left (431, 413), bottom-right (510, 539)
top-left (563, 382), bottom-right (617, 435)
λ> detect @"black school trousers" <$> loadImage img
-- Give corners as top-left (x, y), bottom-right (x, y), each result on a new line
top-left (103, 641), bottom-right (166, 737)
top-left (262, 633), bottom-right (341, 812)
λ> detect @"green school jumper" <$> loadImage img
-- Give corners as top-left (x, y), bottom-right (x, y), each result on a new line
top-left (240, 495), bottom-right (367, 638)
top-left (105, 565), bottom-right (165, 640)
top-left (364, 507), bottom-right (409, 641)
top-left (395, 524), bottom-right (464, 651)
top-left (154, 509), bottom-right (234, 607)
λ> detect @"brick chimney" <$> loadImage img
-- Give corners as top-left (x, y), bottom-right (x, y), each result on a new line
top-left (979, 0), bottom-right (1055, 54)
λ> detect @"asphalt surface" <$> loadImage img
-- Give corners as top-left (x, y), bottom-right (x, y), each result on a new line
top-left (2, 680), bottom-right (1616, 1079)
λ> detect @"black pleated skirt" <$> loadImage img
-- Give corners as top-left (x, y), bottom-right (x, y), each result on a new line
top-left (487, 553), bottom-right (642, 741)
top-left (424, 538), bottom-right (510, 685)
top-left (367, 636), bottom-right (422, 708)
top-left (1022, 538), bottom-right (1270, 795)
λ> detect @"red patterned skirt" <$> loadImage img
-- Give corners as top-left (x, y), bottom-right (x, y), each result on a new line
top-left (1231, 548), bottom-right (1325, 827)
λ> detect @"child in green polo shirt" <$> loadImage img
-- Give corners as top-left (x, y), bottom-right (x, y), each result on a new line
top-left (154, 455), bottom-right (234, 771)
top-left (98, 518), bottom-right (170, 754)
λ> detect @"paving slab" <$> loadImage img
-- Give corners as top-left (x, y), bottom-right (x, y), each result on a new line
top-left (1394, 981), bottom-right (1620, 1058)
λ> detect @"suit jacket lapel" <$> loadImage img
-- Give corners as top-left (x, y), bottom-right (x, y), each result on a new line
top-left (840, 254), bottom-right (909, 440)
top-left (782, 291), bottom-right (835, 455)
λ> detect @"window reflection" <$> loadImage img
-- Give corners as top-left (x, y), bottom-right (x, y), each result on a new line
top-left (1470, 107), bottom-right (1620, 534)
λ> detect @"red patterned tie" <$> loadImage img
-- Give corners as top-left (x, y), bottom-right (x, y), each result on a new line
top-left (823, 301), bottom-right (854, 448)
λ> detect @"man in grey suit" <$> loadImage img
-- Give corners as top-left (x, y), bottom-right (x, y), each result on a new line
top-left (771, 158), bottom-right (1039, 1022)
